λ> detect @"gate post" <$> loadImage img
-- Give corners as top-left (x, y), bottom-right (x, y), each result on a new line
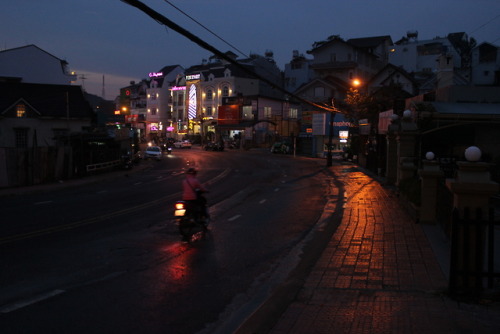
top-left (418, 152), bottom-right (443, 224)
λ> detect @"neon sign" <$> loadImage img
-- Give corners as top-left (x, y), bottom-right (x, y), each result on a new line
top-left (186, 74), bottom-right (200, 81)
top-left (188, 84), bottom-right (197, 120)
top-left (171, 86), bottom-right (186, 91)
top-left (149, 72), bottom-right (163, 78)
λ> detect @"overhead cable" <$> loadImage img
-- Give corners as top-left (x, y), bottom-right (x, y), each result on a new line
top-left (120, 0), bottom-right (338, 112)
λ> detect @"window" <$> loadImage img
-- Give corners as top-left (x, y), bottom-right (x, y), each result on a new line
top-left (14, 128), bottom-right (28, 148)
top-left (289, 108), bottom-right (298, 119)
top-left (264, 106), bottom-right (272, 118)
top-left (222, 86), bottom-right (229, 97)
top-left (314, 87), bottom-right (325, 97)
top-left (16, 104), bottom-right (26, 118)
top-left (206, 89), bottom-right (213, 100)
top-left (242, 106), bottom-right (253, 120)
top-left (207, 106), bottom-right (213, 116)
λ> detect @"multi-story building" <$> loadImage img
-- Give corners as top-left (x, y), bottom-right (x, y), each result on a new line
top-left (145, 65), bottom-right (184, 143)
top-left (471, 42), bottom-right (500, 86)
top-left (181, 51), bottom-right (296, 147)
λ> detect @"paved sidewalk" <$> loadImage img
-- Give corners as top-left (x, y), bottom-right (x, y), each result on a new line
top-left (268, 165), bottom-right (500, 334)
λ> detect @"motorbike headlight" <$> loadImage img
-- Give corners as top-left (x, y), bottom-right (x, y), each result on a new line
top-left (175, 202), bottom-right (185, 210)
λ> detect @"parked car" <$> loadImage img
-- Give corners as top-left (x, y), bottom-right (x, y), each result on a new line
top-left (173, 140), bottom-right (192, 149)
top-left (144, 146), bottom-right (163, 160)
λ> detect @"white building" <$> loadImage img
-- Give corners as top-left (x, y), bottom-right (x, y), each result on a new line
top-left (471, 42), bottom-right (500, 86)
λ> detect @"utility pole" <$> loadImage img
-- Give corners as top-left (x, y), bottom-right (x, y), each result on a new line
top-left (326, 99), bottom-right (335, 167)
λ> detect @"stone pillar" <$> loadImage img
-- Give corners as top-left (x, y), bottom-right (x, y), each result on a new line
top-left (396, 111), bottom-right (418, 186)
top-left (385, 121), bottom-right (398, 185)
top-left (446, 161), bottom-right (499, 216)
top-left (418, 154), bottom-right (444, 224)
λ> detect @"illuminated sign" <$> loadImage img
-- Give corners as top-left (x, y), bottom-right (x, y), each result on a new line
top-left (149, 72), bottom-right (163, 78)
top-left (150, 123), bottom-right (159, 131)
top-left (186, 74), bottom-right (200, 81)
top-left (171, 86), bottom-right (186, 91)
top-left (188, 84), bottom-right (197, 119)
top-left (218, 105), bottom-right (240, 125)
top-left (167, 126), bottom-right (174, 132)
top-left (339, 130), bottom-right (349, 140)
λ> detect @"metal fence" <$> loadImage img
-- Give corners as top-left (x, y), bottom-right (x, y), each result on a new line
top-left (449, 207), bottom-right (500, 298)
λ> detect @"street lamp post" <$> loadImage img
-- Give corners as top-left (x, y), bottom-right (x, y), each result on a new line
top-left (326, 98), bottom-right (338, 167)
top-left (326, 109), bottom-right (334, 167)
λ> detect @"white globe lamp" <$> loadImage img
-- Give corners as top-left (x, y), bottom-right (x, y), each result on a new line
top-left (425, 152), bottom-right (435, 160)
top-left (464, 146), bottom-right (481, 162)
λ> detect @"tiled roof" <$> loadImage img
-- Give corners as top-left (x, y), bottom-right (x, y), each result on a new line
top-left (0, 82), bottom-right (94, 119)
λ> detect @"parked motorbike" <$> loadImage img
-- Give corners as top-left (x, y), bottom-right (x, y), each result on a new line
top-left (204, 141), bottom-right (224, 151)
top-left (174, 196), bottom-right (210, 241)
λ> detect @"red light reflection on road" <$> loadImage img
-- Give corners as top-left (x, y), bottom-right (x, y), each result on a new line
top-left (160, 242), bottom-right (196, 283)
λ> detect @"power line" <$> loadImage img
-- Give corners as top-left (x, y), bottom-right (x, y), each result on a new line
top-left (162, 0), bottom-right (248, 59)
top-left (121, 0), bottom-right (337, 112)
top-left (470, 13), bottom-right (500, 35)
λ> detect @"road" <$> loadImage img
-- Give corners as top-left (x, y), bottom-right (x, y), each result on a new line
top-left (0, 148), bottom-right (337, 334)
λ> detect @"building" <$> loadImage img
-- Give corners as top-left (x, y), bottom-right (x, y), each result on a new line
top-left (0, 44), bottom-right (77, 85)
top-left (181, 51), bottom-right (296, 147)
top-left (145, 65), bottom-right (184, 143)
top-left (471, 42), bottom-right (500, 86)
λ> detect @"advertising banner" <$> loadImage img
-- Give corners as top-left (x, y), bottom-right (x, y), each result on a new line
top-left (218, 105), bottom-right (240, 125)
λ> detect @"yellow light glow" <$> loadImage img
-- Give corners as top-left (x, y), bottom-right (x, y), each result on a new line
top-left (352, 79), bottom-right (361, 87)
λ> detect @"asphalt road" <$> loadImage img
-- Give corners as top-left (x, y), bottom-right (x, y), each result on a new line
top-left (0, 148), bottom-right (336, 334)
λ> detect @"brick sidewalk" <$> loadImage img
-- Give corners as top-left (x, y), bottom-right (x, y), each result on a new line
top-left (269, 165), bottom-right (500, 334)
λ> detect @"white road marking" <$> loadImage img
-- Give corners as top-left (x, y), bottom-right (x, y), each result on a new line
top-left (228, 215), bottom-right (241, 222)
top-left (274, 188), bottom-right (280, 192)
top-left (259, 199), bottom-right (267, 204)
top-left (34, 201), bottom-right (53, 205)
top-left (0, 289), bottom-right (65, 313)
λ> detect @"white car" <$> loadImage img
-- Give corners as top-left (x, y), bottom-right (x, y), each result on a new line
top-left (144, 146), bottom-right (163, 160)
top-left (173, 140), bottom-right (192, 149)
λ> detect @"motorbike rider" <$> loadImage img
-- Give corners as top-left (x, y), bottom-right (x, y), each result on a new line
top-left (182, 167), bottom-right (210, 221)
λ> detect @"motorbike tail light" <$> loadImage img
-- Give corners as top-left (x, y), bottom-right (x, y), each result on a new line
top-left (175, 202), bottom-right (185, 210)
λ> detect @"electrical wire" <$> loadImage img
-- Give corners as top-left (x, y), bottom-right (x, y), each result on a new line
top-left (120, 0), bottom-right (338, 112)
top-left (162, 0), bottom-right (249, 59)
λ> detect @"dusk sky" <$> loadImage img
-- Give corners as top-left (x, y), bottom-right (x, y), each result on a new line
top-left (2, 0), bottom-right (499, 100)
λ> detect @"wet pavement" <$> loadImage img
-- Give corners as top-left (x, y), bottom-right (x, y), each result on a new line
top-left (259, 165), bottom-right (500, 334)
top-left (2, 157), bottom-right (499, 333)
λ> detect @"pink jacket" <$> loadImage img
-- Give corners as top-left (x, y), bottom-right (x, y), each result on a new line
top-left (182, 174), bottom-right (206, 200)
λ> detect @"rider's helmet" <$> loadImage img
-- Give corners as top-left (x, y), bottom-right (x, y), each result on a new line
top-left (186, 167), bottom-right (197, 175)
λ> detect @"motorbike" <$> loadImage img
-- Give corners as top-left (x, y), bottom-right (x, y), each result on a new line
top-left (166, 146), bottom-right (172, 155)
top-left (174, 195), bottom-right (210, 241)
top-left (204, 141), bottom-right (224, 151)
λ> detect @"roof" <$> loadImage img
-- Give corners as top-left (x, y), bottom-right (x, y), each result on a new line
top-left (0, 44), bottom-right (68, 64)
top-left (431, 102), bottom-right (500, 115)
top-left (346, 35), bottom-right (393, 48)
top-left (0, 82), bottom-right (94, 119)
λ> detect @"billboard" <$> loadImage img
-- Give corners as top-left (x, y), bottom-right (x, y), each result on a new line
top-left (218, 105), bottom-right (240, 125)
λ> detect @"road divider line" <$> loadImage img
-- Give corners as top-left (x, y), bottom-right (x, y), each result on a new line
top-left (0, 289), bottom-right (65, 313)
top-left (0, 167), bottom-right (233, 245)
top-left (228, 215), bottom-right (241, 222)
top-left (34, 201), bottom-right (53, 205)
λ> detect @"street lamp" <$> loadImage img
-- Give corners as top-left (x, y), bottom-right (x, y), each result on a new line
top-left (326, 99), bottom-right (335, 167)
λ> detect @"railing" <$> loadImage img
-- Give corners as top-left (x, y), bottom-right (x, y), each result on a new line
top-left (449, 207), bottom-right (500, 298)
top-left (86, 160), bottom-right (121, 173)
